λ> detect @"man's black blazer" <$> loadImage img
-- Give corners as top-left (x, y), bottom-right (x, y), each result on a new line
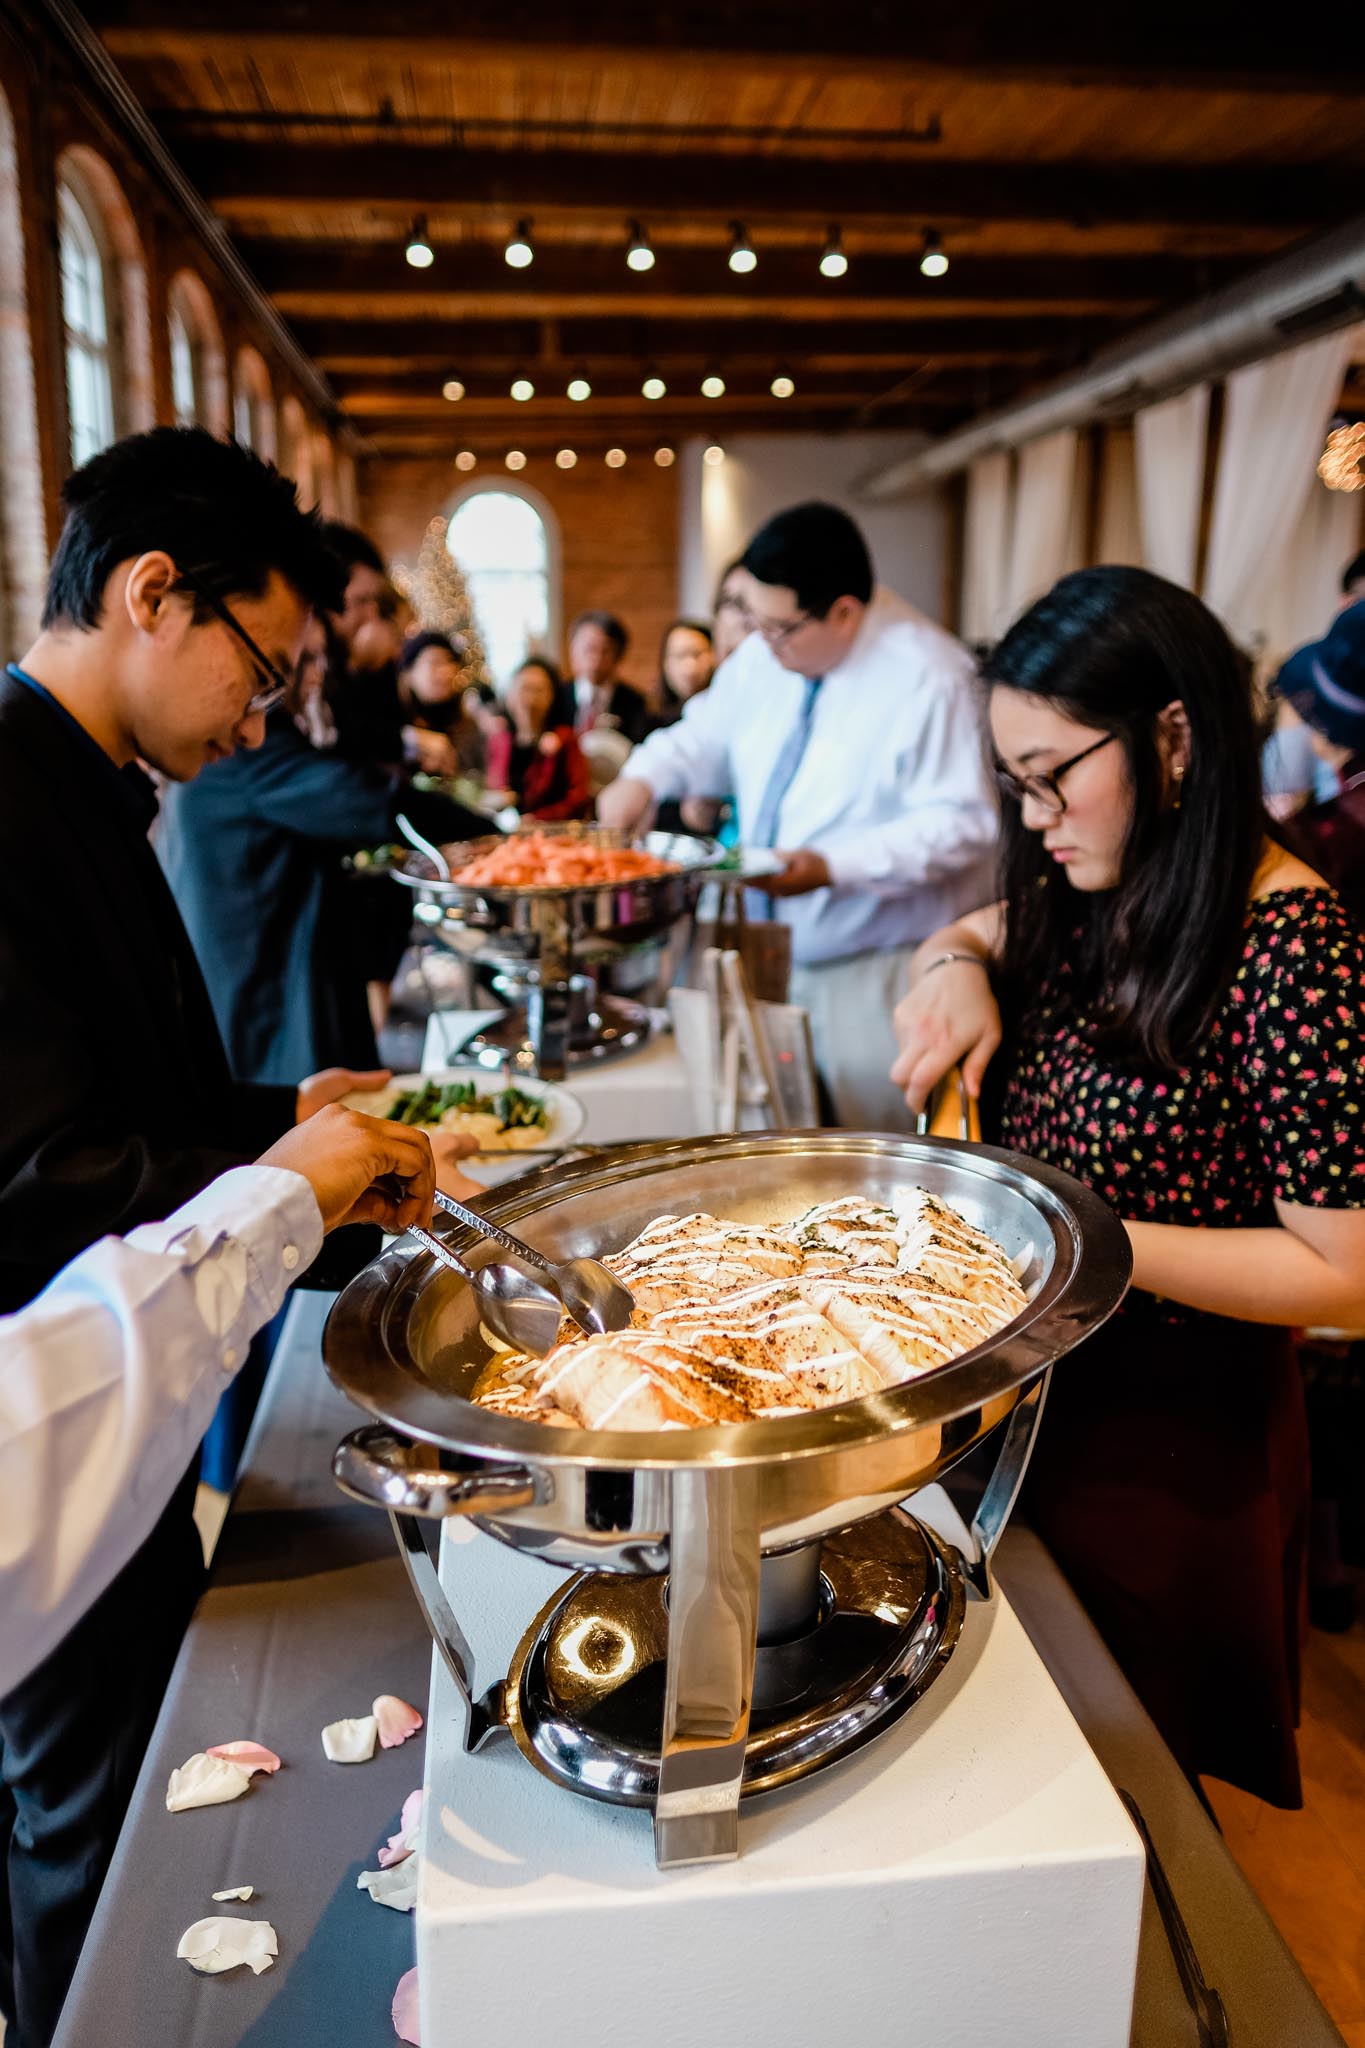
top-left (0, 667), bottom-right (295, 1312)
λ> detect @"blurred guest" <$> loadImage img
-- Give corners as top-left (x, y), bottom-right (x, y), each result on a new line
top-left (563, 610), bottom-right (653, 746)
top-left (1263, 546), bottom-right (1365, 816)
top-left (485, 657), bottom-right (591, 821)
top-left (601, 502), bottom-right (996, 1125)
top-left (1340, 548), bottom-right (1365, 610)
top-left (397, 630), bottom-right (485, 776)
top-left (712, 557), bottom-right (752, 666)
top-left (1272, 600), bottom-right (1365, 920)
top-left (654, 618), bottom-right (715, 725)
top-left (320, 519), bottom-right (386, 649)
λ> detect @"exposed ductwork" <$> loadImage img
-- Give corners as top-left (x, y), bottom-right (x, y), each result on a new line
top-left (859, 213), bottom-right (1365, 500)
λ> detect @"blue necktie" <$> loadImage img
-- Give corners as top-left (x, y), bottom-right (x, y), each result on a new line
top-left (749, 675), bottom-right (823, 915)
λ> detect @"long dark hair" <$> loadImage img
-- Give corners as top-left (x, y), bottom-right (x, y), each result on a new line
top-left (989, 566), bottom-right (1267, 1071)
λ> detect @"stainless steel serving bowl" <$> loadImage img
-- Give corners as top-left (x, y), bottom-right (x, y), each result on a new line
top-left (389, 823), bottom-right (720, 954)
top-left (324, 1131), bottom-right (1131, 1574)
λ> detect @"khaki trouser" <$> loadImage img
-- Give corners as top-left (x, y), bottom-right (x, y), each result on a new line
top-left (789, 942), bottom-right (919, 1133)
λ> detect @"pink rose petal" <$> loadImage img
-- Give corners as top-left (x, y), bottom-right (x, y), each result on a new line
top-left (373, 1696), bottom-right (423, 1750)
top-left (392, 1965), bottom-right (422, 2044)
top-left (377, 1788), bottom-right (424, 1868)
top-left (206, 1741), bottom-right (282, 1776)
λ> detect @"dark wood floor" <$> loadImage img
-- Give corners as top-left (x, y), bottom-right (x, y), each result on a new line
top-left (1204, 1576), bottom-right (1365, 2041)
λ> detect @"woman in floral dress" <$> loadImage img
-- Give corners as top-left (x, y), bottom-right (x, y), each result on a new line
top-left (891, 566), bottom-right (1365, 1805)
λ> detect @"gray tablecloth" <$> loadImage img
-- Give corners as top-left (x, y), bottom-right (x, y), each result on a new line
top-left (54, 1293), bottom-right (1345, 2047)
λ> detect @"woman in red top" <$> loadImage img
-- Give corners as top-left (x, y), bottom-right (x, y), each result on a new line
top-left (891, 566), bottom-right (1365, 1808)
top-left (485, 657), bottom-right (592, 822)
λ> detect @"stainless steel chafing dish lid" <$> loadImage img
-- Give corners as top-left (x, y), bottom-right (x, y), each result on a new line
top-left (323, 1131), bottom-right (1132, 1470)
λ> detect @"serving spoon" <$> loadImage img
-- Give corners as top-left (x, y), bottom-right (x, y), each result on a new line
top-left (395, 811), bottom-right (452, 882)
top-left (432, 1188), bottom-right (636, 1340)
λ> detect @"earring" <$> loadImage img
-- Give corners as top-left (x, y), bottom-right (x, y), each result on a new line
top-left (1172, 765), bottom-right (1185, 812)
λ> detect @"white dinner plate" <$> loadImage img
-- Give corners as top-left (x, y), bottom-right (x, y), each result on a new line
top-left (341, 1066), bottom-right (587, 1186)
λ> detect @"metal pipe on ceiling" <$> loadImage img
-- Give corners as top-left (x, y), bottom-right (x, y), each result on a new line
top-left (859, 212), bottom-right (1365, 500)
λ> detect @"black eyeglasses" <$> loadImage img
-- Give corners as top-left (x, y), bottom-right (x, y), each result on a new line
top-left (176, 576), bottom-right (292, 715)
top-left (995, 732), bottom-right (1118, 818)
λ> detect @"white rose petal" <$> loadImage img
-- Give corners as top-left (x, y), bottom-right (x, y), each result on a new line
top-left (357, 1860), bottom-right (419, 1913)
top-left (211, 1886), bottom-right (254, 1902)
top-left (166, 1754), bottom-right (252, 1812)
top-left (321, 1715), bottom-right (378, 1763)
top-left (177, 1916), bottom-right (277, 1976)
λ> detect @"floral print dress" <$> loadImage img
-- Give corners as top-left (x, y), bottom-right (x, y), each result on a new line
top-left (996, 888), bottom-right (1365, 1805)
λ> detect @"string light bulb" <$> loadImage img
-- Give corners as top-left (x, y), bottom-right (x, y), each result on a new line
top-left (505, 449), bottom-right (527, 470)
top-left (442, 379), bottom-right (465, 402)
top-left (404, 216), bottom-right (434, 269)
top-left (556, 448), bottom-right (578, 469)
top-left (567, 374), bottom-right (592, 402)
top-left (642, 371), bottom-right (667, 400)
top-left (818, 226), bottom-right (847, 279)
top-left (703, 444), bottom-right (725, 466)
top-left (504, 220), bottom-right (534, 269)
top-left (510, 374), bottom-right (535, 402)
top-left (727, 222), bottom-right (757, 275)
top-left (626, 221), bottom-right (655, 273)
top-left (701, 371), bottom-right (726, 398)
top-left (605, 447), bottom-right (627, 468)
top-left (920, 229), bottom-right (949, 278)
top-left (770, 371), bottom-right (795, 398)
top-left (454, 450), bottom-right (476, 472)
top-left (654, 447), bottom-right (675, 467)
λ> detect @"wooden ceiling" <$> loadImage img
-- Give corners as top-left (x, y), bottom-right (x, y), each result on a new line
top-left (86, 4), bottom-right (1365, 459)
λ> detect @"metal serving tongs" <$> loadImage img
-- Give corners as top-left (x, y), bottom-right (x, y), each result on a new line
top-left (405, 1189), bottom-right (635, 1358)
top-left (915, 1065), bottom-right (982, 1143)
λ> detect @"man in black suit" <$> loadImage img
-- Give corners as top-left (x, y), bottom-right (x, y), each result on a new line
top-left (562, 609), bottom-right (654, 746)
top-left (0, 427), bottom-right (385, 2047)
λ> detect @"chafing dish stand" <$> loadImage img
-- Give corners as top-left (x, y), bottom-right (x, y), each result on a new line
top-left (413, 1512), bottom-right (1143, 2048)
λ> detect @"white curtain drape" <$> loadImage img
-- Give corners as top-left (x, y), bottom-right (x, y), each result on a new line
top-left (1133, 383), bottom-right (1210, 588)
top-left (959, 449), bottom-right (1014, 644)
top-left (1203, 329), bottom-right (1358, 644)
top-left (1004, 428), bottom-right (1085, 619)
top-left (1095, 423), bottom-right (1144, 567)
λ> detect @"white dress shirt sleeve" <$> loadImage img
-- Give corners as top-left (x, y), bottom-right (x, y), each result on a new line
top-left (622, 662), bottom-right (738, 800)
top-left (0, 1164), bottom-right (324, 1694)
top-left (811, 661), bottom-right (998, 895)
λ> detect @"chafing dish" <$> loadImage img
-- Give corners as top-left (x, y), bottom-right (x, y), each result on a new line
top-left (325, 1131), bottom-right (1130, 1866)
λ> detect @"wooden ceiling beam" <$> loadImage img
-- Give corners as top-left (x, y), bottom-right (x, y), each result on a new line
top-left (184, 142), bottom-right (1350, 233)
top-left (88, 4), bottom-right (1365, 95)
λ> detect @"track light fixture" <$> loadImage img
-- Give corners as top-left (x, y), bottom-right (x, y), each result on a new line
top-left (703, 444), bottom-right (725, 466)
top-left (727, 222), bottom-right (757, 275)
top-left (818, 226), bottom-right (847, 279)
top-left (920, 229), bottom-right (949, 278)
top-left (504, 220), bottom-right (534, 269)
top-left (626, 221), bottom-right (656, 273)
top-left (404, 216), bottom-right (434, 269)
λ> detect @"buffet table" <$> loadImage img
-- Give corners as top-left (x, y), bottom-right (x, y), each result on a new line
top-left (53, 1292), bottom-right (1347, 2048)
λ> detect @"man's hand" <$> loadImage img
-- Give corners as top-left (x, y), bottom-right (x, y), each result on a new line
top-left (405, 726), bottom-right (459, 777)
top-left (764, 848), bottom-right (831, 897)
top-left (296, 1067), bottom-right (389, 1123)
top-left (258, 1104), bottom-right (436, 1233)
top-left (429, 1130), bottom-right (487, 1205)
top-left (596, 776), bottom-right (654, 832)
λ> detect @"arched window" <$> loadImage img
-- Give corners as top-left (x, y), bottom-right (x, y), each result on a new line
top-left (232, 345), bottom-right (275, 458)
top-left (166, 271), bottom-right (228, 434)
top-left (57, 180), bottom-right (115, 464)
top-left (445, 486), bottom-right (556, 688)
top-left (0, 83), bottom-right (46, 654)
top-left (55, 148), bottom-right (153, 463)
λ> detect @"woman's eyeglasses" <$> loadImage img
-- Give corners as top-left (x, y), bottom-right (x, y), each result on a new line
top-left (176, 576), bottom-right (292, 714)
top-left (994, 731), bottom-right (1118, 817)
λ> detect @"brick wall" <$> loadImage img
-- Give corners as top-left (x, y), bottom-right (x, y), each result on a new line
top-left (0, 8), bottom-right (350, 656)
top-left (359, 452), bottom-right (682, 688)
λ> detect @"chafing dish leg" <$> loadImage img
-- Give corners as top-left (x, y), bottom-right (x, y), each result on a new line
top-left (391, 1511), bottom-right (507, 1753)
top-left (530, 898), bottom-right (573, 1079)
top-left (964, 1369), bottom-right (1052, 1600)
top-left (654, 1466), bottom-right (763, 1868)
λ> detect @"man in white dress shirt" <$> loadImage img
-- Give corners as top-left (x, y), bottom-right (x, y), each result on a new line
top-left (599, 503), bottom-right (997, 1127)
top-left (0, 1103), bottom-right (449, 1698)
